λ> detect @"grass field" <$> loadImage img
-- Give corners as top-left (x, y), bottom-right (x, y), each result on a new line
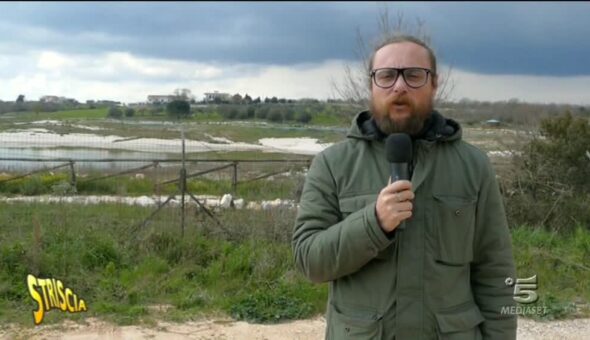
top-left (2, 108), bottom-right (531, 150)
top-left (0, 171), bottom-right (305, 201)
top-left (2, 108), bottom-right (347, 144)
top-left (0, 203), bottom-right (325, 326)
top-left (5, 108), bottom-right (108, 121)
top-left (1, 106), bottom-right (587, 327)
top-left (0, 202), bottom-right (588, 328)
top-left (511, 226), bottom-right (590, 319)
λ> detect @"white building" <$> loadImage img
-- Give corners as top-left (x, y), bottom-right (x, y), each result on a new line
top-left (203, 91), bottom-right (231, 103)
top-left (147, 95), bottom-right (175, 104)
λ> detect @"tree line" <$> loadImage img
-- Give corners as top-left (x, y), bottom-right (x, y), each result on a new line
top-left (110, 101), bottom-right (358, 124)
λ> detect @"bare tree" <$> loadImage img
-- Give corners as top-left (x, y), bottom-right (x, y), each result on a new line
top-left (331, 6), bottom-right (455, 109)
top-left (173, 88), bottom-right (194, 102)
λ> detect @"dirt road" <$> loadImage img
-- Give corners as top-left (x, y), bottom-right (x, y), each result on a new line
top-left (2, 316), bottom-right (590, 340)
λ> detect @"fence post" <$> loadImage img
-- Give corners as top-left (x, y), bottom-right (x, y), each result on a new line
top-left (180, 165), bottom-right (186, 237)
top-left (69, 160), bottom-right (76, 190)
top-left (154, 161), bottom-right (160, 206)
top-left (231, 161), bottom-right (238, 194)
top-left (180, 128), bottom-right (186, 237)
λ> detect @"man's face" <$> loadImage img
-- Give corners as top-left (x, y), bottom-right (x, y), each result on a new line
top-left (370, 42), bottom-right (437, 136)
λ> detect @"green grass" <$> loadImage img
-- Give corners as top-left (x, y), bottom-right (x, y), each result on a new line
top-left (182, 123), bottom-right (345, 144)
top-left (511, 225), bottom-right (590, 319)
top-left (0, 203), bottom-right (326, 326)
top-left (0, 172), bottom-right (305, 201)
top-left (7, 119), bottom-right (345, 146)
top-left (187, 177), bottom-right (302, 201)
top-left (190, 112), bottom-right (224, 122)
top-left (0, 202), bottom-right (588, 328)
top-left (186, 150), bottom-right (312, 161)
top-left (310, 112), bottom-right (350, 127)
top-left (10, 108), bottom-right (108, 121)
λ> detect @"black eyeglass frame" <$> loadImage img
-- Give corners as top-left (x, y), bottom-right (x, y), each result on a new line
top-left (370, 67), bottom-right (433, 89)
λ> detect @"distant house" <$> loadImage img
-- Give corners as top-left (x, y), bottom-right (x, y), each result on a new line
top-left (127, 102), bottom-right (147, 108)
top-left (147, 95), bottom-right (175, 104)
top-left (40, 95), bottom-right (78, 104)
top-left (203, 91), bottom-right (231, 103)
top-left (40, 95), bottom-right (60, 103)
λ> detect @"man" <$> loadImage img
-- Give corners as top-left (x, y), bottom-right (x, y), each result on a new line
top-left (292, 35), bottom-right (517, 339)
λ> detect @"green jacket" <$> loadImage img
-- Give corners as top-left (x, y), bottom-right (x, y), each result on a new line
top-left (293, 111), bottom-right (517, 340)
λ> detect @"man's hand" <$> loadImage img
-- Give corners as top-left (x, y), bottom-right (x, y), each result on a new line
top-left (375, 180), bottom-right (414, 233)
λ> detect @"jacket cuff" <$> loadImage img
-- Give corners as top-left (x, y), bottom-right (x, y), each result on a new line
top-left (363, 201), bottom-right (395, 251)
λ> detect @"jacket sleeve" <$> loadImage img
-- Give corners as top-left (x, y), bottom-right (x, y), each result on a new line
top-left (471, 158), bottom-right (517, 340)
top-left (292, 152), bottom-right (394, 283)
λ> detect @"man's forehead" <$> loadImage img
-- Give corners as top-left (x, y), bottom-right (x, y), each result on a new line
top-left (373, 42), bottom-right (430, 67)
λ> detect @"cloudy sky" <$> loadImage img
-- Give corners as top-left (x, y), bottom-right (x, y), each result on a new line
top-left (1, 2), bottom-right (589, 105)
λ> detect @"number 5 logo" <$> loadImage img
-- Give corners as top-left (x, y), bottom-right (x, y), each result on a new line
top-left (511, 275), bottom-right (538, 304)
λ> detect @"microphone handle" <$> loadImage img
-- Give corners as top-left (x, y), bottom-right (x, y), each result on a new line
top-left (390, 162), bottom-right (409, 230)
top-left (390, 162), bottom-right (409, 182)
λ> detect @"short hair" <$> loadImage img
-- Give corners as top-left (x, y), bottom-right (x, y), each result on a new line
top-left (367, 34), bottom-right (437, 87)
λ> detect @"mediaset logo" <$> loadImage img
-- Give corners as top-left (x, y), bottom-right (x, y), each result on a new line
top-left (502, 274), bottom-right (548, 316)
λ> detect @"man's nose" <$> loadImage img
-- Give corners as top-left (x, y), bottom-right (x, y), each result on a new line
top-left (392, 75), bottom-right (408, 93)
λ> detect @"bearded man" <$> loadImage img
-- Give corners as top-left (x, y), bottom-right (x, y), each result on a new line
top-left (293, 35), bottom-right (517, 340)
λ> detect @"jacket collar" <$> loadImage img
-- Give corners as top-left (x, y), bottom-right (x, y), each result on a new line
top-left (347, 110), bottom-right (462, 143)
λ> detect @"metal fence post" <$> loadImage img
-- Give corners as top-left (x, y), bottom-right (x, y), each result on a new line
top-left (154, 161), bottom-right (160, 206)
top-left (231, 161), bottom-right (238, 194)
top-left (180, 128), bottom-right (186, 237)
top-left (69, 160), bottom-right (76, 190)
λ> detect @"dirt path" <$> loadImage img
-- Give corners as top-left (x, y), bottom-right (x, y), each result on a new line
top-left (2, 316), bottom-right (590, 340)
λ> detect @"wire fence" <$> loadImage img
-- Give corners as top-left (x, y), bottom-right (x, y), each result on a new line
top-left (0, 157), bottom-right (310, 188)
top-left (0, 155), bottom-right (311, 235)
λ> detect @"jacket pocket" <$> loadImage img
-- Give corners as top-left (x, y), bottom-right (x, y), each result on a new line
top-left (338, 194), bottom-right (376, 217)
top-left (328, 303), bottom-right (383, 339)
top-left (433, 194), bottom-right (476, 264)
top-left (435, 302), bottom-right (485, 340)
top-left (338, 194), bottom-right (392, 260)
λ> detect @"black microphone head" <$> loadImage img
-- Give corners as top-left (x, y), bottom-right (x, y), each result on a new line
top-left (385, 133), bottom-right (413, 163)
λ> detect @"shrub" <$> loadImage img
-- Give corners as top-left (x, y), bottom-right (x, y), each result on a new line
top-left (218, 105), bottom-right (239, 120)
top-left (255, 105), bottom-right (269, 120)
top-left (503, 112), bottom-right (590, 231)
top-left (81, 235), bottom-right (122, 270)
top-left (267, 107), bottom-right (284, 123)
top-left (247, 107), bottom-right (256, 119)
top-left (107, 106), bottom-right (123, 119)
top-left (230, 283), bottom-right (313, 323)
top-left (166, 100), bottom-right (191, 119)
top-left (20, 176), bottom-right (47, 195)
top-left (282, 108), bottom-right (295, 121)
top-left (296, 112), bottom-right (312, 124)
top-left (236, 107), bottom-right (250, 120)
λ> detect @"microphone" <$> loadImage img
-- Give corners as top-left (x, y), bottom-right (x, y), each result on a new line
top-left (385, 133), bottom-right (412, 182)
top-left (385, 133), bottom-right (413, 229)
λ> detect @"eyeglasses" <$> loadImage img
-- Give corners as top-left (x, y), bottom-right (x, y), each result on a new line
top-left (370, 67), bottom-right (432, 89)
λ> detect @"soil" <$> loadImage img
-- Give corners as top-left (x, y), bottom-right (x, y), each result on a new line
top-left (2, 316), bottom-right (590, 340)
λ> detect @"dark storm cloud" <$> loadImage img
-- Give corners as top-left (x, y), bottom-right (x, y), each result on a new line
top-left (1, 2), bottom-right (589, 76)
top-left (0, 2), bottom-right (365, 63)
top-left (424, 2), bottom-right (590, 76)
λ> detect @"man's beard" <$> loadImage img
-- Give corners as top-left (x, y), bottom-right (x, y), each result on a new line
top-left (370, 98), bottom-right (433, 136)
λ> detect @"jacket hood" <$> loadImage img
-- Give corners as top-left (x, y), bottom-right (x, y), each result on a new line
top-left (346, 110), bottom-right (462, 143)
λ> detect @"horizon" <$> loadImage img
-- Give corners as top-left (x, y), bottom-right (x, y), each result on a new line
top-left (2, 92), bottom-right (588, 108)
